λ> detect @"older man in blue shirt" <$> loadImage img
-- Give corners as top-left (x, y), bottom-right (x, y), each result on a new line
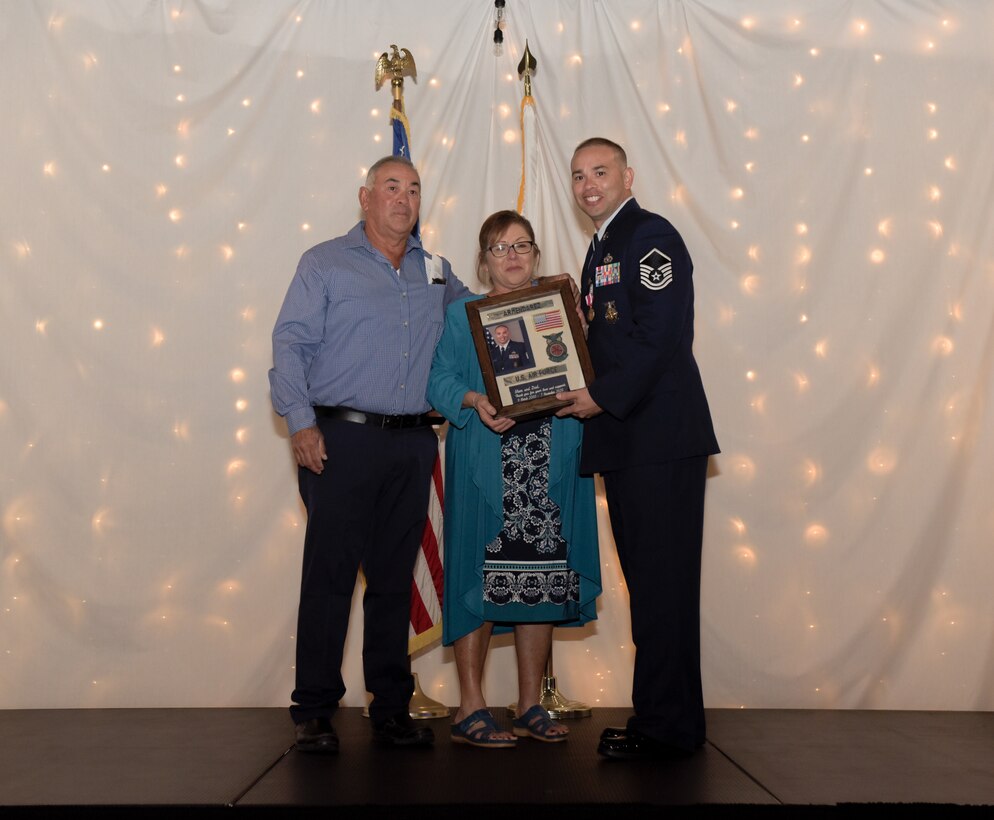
top-left (270, 156), bottom-right (470, 752)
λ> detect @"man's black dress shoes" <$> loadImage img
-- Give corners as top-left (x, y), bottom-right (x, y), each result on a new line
top-left (597, 730), bottom-right (696, 760)
top-left (600, 726), bottom-right (627, 740)
top-left (295, 717), bottom-right (339, 754)
top-left (372, 714), bottom-right (435, 747)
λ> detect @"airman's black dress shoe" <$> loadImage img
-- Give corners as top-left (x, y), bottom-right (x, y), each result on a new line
top-left (295, 717), bottom-right (339, 754)
top-left (372, 714), bottom-right (435, 747)
top-left (597, 730), bottom-right (696, 760)
top-left (600, 726), bottom-right (627, 740)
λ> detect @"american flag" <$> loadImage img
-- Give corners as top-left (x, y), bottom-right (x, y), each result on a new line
top-left (392, 105), bottom-right (444, 654)
top-left (533, 310), bottom-right (564, 332)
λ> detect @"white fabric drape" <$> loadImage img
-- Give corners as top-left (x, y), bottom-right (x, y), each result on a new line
top-left (2, 1), bottom-right (993, 710)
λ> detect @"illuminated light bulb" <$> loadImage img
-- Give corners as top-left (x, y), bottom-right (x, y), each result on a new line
top-left (82, 52), bottom-right (99, 69)
top-left (804, 523), bottom-right (829, 545)
top-left (877, 218), bottom-right (891, 237)
top-left (174, 245), bottom-right (189, 259)
top-left (795, 223), bottom-right (808, 236)
top-left (235, 428), bottom-right (249, 444)
top-left (735, 546), bottom-right (757, 565)
top-left (740, 274), bottom-right (760, 295)
top-left (170, 8), bottom-right (180, 19)
top-left (658, 102), bottom-right (671, 113)
top-left (866, 364), bottom-right (880, 386)
top-left (14, 241), bottom-right (32, 259)
top-left (242, 98), bottom-right (251, 107)
top-left (48, 13), bottom-right (66, 30)
top-left (730, 517), bottom-right (747, 535)
top-left (226, 128), bottom-right (235, 136)
top-left (173, 64), bottom-right (182, 74)
top-left (241, 307), bottom-right (256, 321)
top-left (503, 129), bottom-right (518, 143)
top-left (928, 220), bottom-right (943, 238)
top-left (744, 161), bottom-right (755, 172)
top-left (740, 17), bottom-right (756, 30)
top-left (745, 370), bottom-right (756, 381)
top-left (630, 20), bottom-right (641, 31)
top-left (932, 335), bottom-right (954, 356)
top-left (151, 327), bottom-right (165, 347)
top-left (790, 18), bottom-right (802, 29)
top-left (93, 319), bottom-right (104, 330)
top-left (870, 249), bottom-right (885, 264)
top-left (810, 47), bottom-right (820, 57)
top-left (176, 94), bottom-right (185, 102)
top-left (853, 19), bottom-right (868, 34)
top-left (35, 319), bottom-right (48, 335)
top-left (220, 245), bottom-right (234, 261)
top-left (793, 74), bottom-right (804, 87)
top-left (173, 421), bottom-right (190, 440)
top-left (718, 305), bottom-right (736, 325)
top-left (498, 103), bottom-right (511, 118)
top-left (948, 302), bottom-right (963, 321)
top-left (43, 161), bottom-right (57, 177)
top-left (866, 446), bottom-right (897, 475)
top-left (297, 69), bottom-right (305, 78)
top-left (799, 314), bottom-right (808, 323)
top-left (174, 154), bottom-right (187, 168)
top-left (235, 399), bottom-right (248, 412)
top-left (227, 459), bottom-right (246, 477)
top-left (560, 103), bottom-right (572, 118)
top-left (295, 15), bottom-right (302, 22)
top-left (91, 508), bottom-right (112, 535)
top-left (674, 131), bottom-right (687, 146)
top-left (749, 394), bottom-right (767, 414)
top-left (801, 458), bottom-right (821, 486)
top-left (155, 183), bottom-right (168, 197)
top-left (793, 372), bottom-right (809, 392)
top-left (925, 40), bottom-right (935, 51)
top-left (168, 209), bottom-right (182, 222)
top-left (795, 246), bottom-right (811, 265)
top-left (732, 456), bottom-right (757, 481)
top-left (801, 134), bottom-right (810, 143)
top-left (301, 223), bottom-right (311, 232)
top-left (864, 167), bottom-right (873, 176)
top-left (944, 156), bottom-right (956, 170)
top-left (570, 54), bottom-right (583, 65)
top-left (929, 185), bottom-right (941, 201)
top-left (730, 220), bottom-right (739, 229)
top-left (814, 339), bottom-right (828, 358)
top-left (101, 164), bottom-right (111, 172)
top-left (927, 128), bottom-right (938, 140)
top-left (373, 134), bottom-right (382, 143)
top-left (309, 99), bottom-right (321, 113)
top-left (219, 580), bottom-right (242, 593)
top-left (873, 54), bottom-right (883, 63)
top-left (230, 368), bottom-right (245, 383)
top-left (926, 102), bottom-right (937, 114)
top-left (725, 99), bottom-right (738, 112)
top-left (744, 127), bottom-right (759, 140)
top-left (429, 78), bottom-right (440, 87)
top-left (670, 185), bottom-right (686, 204)
top-left (747, 245), bottom-right (760, 260)
top-left (730, 187), bottom-right (744, 200)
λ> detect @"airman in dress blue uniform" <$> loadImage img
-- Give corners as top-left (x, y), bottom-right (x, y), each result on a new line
top-left (557, 138), bottom-right (719, 760)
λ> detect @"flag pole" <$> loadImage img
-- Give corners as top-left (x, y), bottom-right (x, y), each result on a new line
top-left (509, 39), bottom-right (591, 721)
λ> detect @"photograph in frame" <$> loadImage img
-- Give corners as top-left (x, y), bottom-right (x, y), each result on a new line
top-left (466, 280), bottom-right (594, 421)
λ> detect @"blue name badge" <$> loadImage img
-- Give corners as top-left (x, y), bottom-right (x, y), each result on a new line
top-left (595, 262), bottom-right (621, 287)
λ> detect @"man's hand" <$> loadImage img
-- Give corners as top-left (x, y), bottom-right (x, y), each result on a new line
top-left (555, 388), bottom-right (603, 419)
top-left (291, 426), bottom-right (328, 474)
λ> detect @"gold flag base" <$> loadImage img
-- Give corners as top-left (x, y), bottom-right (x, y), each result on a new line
top-left (361, 673), bottom-right (450, 719)
top-left (507, 674), bottom-right (592, 720)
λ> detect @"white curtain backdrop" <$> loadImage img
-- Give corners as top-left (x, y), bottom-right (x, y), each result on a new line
top-left (3, 1), bottom-right (993, 711)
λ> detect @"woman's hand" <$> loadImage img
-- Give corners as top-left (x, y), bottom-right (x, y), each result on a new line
top-left (464, 391), bottom-right (516, 434)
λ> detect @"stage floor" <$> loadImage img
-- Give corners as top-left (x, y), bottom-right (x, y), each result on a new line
top-left (1, 707), bottom-right (992, 815)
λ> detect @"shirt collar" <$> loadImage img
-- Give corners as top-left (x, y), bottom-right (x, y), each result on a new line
top-left (596, 196), bottom-right (635, 241)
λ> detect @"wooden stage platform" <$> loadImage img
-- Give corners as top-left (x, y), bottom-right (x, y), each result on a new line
top-left (1, 707), bottom-right (992, 817)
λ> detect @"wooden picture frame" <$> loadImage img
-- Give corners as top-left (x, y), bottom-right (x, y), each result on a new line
top-left (466, 280), bottom-right (594, 421)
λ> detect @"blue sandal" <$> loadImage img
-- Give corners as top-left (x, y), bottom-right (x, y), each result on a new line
top-left (450, 709), bottom-right (517, 748)
top-left (512, 705), bottom-right (568, 742)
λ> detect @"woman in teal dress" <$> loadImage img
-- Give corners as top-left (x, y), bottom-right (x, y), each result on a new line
top-left (427, 210), bottom-right (601, 748)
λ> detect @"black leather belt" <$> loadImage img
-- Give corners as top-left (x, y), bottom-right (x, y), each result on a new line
top-left (314, 405), bottom-right (443, 429)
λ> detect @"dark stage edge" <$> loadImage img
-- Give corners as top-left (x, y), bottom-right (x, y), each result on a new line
top-left (1, 708), bottom-right (992, 818)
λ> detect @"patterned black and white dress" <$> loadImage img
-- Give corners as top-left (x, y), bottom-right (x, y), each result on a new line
top-left (482, 418), bottom-right (581, 624)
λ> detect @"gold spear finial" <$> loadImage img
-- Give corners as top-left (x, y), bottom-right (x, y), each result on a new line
top-left (517, 40), bottom-right (537, 98)
top-left (374, 44), bottom-right (417, 114)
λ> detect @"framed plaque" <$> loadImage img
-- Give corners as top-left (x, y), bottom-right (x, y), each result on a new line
top-left (466, 280), bottom-right (594, 421)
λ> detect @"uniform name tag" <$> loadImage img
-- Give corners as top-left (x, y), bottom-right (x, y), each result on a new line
top-left (595, 262), bottom-right (621, 287)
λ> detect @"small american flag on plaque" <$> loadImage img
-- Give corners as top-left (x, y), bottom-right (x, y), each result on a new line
top-left (533, 310), bottom-right (563, 332)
